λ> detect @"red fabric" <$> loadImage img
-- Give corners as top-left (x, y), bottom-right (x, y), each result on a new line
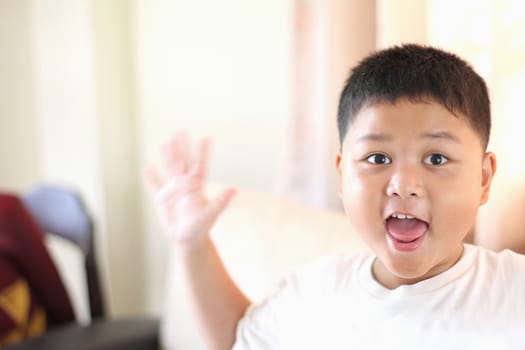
top-left (0, 257), bottom-right (19, 334)
top-left (0, 256), bottom-right (46, 345)
top-left (0, 193), bottom-right (75, 328)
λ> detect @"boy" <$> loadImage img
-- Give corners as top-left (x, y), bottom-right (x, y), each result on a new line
top-left (144, 44), bottom-right (525, 349)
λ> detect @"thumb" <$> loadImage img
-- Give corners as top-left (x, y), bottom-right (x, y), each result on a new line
top-left (204, 188), bottom-right (237, 221)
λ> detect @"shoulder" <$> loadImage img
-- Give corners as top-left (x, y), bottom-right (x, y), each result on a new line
top-left (467, 244), bottom-right (525, 267)
top-left (466, 244), bottom-right (525, 284)
top-left (462, 244), bottom-right (525, 325)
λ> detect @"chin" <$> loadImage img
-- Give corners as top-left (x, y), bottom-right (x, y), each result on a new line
top-left (389, 261), bottom-right (431, 280)
top-left (378, 252), bottom-right (436, 286)
top-left (393, 267), bottom-right (432, 284)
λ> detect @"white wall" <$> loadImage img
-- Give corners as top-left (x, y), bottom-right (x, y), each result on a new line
top-left (92, 0), bottom-right (145, 316)
top-left (132, 0), bottom-right (293, 313)
top-left (0, 0), bottom-right (39, 191)
top-left (29, 0), bottom-right (112, 314)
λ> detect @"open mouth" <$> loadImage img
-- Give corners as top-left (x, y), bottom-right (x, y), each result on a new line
top-left (386, 213), bottom-right (429, 251)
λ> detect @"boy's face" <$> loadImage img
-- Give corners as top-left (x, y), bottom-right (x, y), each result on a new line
top-left (336, 99), bottom-right (496, 289)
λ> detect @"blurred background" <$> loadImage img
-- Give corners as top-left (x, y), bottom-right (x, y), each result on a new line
top-left (1, 0), bottom-right (524, 319)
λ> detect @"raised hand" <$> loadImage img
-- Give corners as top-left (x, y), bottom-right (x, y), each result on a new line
top-left (143, 131), bottom-right (236, 250)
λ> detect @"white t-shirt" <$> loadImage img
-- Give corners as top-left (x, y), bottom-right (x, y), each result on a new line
top-left (233, 244), bottom-right (525, 349)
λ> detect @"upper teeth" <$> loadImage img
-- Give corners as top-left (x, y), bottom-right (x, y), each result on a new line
top-left (392, 213), bottom-right (414, 219)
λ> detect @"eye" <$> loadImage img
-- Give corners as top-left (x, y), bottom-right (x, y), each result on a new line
top-left (366, 153), bottom-right (391, 165)
top-left (424, 153), bottom-right (448, 166)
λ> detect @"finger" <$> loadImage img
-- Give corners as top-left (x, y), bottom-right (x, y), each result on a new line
top-left (172, 131), bottom-right (189, 173)
top-left (162, 131), bottom-right (188, 176)
top-left (143, 164), bottom-right (164, 192)
top-left (192, 137), bottom-right (211, 180)
top-left (204, 188), bottom-right (236, 221)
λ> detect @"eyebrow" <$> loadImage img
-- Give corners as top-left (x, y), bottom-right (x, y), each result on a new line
top-left (420, 131), bottom-right (461, 143)
top-left (356, 133), bottom-right (393, 143)
top-left (356, 131), bottom-right (461, 143)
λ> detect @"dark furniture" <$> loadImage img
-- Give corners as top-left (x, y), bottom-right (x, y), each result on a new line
top-left (5, 185), bottom-right (159, 349)
top-left (5, 318), bottom-right (159, 350)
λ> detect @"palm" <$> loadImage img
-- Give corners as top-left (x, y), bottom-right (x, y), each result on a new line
top-left (163, 179), bottom-right (213, 243)
top-left (144, 132), bottom-right (235, 246)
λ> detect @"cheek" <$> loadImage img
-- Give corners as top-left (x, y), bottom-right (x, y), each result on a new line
top-left (431, 174), bottom-right (481, 231)
top-left (433, 197), bottom-right (478, 242)
top-left (340, 171), bottom-right (382, 226)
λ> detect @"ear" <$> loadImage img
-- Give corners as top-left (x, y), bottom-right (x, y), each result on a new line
top-left (480, 152), bottom-right (497, 205)
top-left (336, 152), bottom-right (343, 197)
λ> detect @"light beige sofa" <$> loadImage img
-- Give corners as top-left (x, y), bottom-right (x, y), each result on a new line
top-left (160, 188), bottom-right (369, 349)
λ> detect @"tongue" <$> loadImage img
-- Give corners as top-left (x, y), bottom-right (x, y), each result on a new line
top-left (386, 217), bottom-right (428, 242)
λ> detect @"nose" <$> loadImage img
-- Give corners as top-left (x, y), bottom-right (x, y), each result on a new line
top-left (386, 164), bottom-right (424, 198)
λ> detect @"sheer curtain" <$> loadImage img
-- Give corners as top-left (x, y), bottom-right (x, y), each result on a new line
top-left (276, 0), bottom-right (376, 210)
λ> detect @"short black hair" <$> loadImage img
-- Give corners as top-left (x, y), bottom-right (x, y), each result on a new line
top-left (337, 44), bottom-right (491, 149)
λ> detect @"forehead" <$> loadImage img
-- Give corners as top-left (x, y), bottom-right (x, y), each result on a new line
top-left (344, 99), bottom-right (483, 149)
